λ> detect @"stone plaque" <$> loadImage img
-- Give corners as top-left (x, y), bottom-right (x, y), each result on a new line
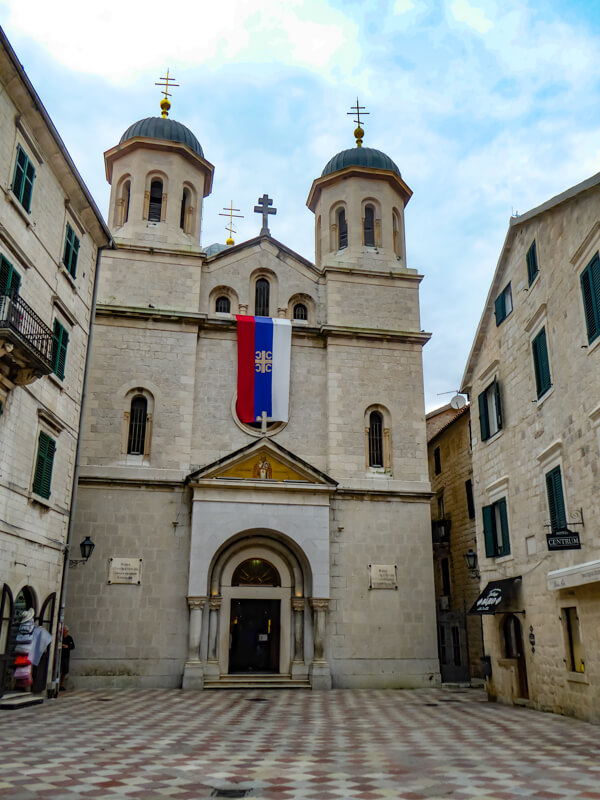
top-left (369, 564), bottom-right (398, 590)
top-left (107, 557), bottom-right (142, 585)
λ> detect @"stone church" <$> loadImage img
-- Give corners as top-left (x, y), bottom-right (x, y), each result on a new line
top-left (66, 93), bottom-right (439, 689)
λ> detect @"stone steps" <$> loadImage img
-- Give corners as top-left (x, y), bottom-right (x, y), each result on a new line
top-left (0, 693), bottom-right (45, 710)
top-left (204, 674), bottom-right (311, 690)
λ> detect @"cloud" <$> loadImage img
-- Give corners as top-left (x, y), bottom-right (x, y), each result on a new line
top-left (0, 0), bottom-right (361, 83)
top-left (448, 0), bottom-right (494, 34)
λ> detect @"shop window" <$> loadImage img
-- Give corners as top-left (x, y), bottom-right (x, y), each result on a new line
top-left (562, 607), bottom-right (585, 673)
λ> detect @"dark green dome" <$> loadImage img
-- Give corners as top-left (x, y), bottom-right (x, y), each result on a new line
top-left (322, 147), bottom-right (400, 177)
top-left (120, 117), bottom-right (203, 157)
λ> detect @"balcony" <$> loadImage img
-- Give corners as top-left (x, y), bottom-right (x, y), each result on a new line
top-left (432, 518), bottom-right (452, 545)
top-left (0, 292), bottom-right (53, 392)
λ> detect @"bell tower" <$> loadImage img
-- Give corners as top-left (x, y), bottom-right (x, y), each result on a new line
top-left (104, 75), bottom-right (214, 249)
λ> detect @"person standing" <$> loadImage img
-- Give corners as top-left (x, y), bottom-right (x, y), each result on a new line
top-left (59, 625), bottom-right (75, 691)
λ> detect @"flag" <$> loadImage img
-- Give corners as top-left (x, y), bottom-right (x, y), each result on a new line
top-left (236, 315), bottom-right (291, 424)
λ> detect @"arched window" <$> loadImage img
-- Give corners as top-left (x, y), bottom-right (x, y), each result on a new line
top-left (148, 179), bottom-right (163, 222)
top-left (39, 593), bottom-right (56, 632)
top-left (255, 278), bottom-right (270, 316)
top-left (293, 303), bottom-right (307, 321)
top-left (127, 395), bottom-right (148, 455)
top-left (14, 586), bottom-right (36, 616)
top-left (122, 180), bottom-right (130, 224)
top-left (338, 208), bottom-right (348, 250)
top-left (368, 411), bottom-right (384, 467)
top-left (393, 209), bottom-right (401, 257)
top-left (232, 559), bottom-right (281, 586)
top-left (364, 204), bottom-right (375, 247)
top-left (216, 296), bottom-right (231, 313)
top-left (180, 187), bottom-right (189, 231)
top-left (0, 584), bottom-right (14, 659)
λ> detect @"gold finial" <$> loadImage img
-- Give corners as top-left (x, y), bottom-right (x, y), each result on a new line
top-left (347, 97), bottom-right (369, 147)
top-left (155, 69), bottom-right (179, 118)
top-left (219, 202), bottom-right (244, 246)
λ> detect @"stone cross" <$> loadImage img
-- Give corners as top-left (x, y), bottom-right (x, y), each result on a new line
top-left (254, 194), bottom-right (277, 236)
top-left (256, 410), bottom-right (269, 433)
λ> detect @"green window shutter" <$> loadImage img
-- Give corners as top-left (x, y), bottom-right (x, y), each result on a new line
top-left (546, 466), bottom-right (566, 532)
top-left (12, 146), bottom-right (26, 199)
top-left (71, 235), bottom-right (80, 278)
top-left (497, 498), bottom-right (510, 556)
top-left (526, 240), bottom-right (538, 285)
top-left (52, 320), bottom-right (69, 380)
top-left (478, 390), bottom-right (490, 441)
top-left (493, 379), bottom-right (503, 431)
top-left (532, 328), bottom-right (551, 398)
top-left (581, 255), bottom-right (600, 344)
top-left (482, 504), bottom-right (495, 557)
top-left (32, 432), bottom-right (56, 499)
top-left (22, 159), bottom-right (35, 213)
top-left (0, 256), bottom-right (21, 296)
top-left (494, 293), bottom-right (506, 325)
top-left (63, 224), bottom-right (80, 278)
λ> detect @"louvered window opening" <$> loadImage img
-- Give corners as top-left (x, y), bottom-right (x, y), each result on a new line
top-left (293, 303), bottom-right (307, 320)
top-left (148, 180), bottom-right (163, 222)
top-left (364, 205), bottom-right (375, 246)
top-left (52, 319), bottom-right (69, 381)
top-left (216, 296), bottom-right (231, 313)
top-left (255, 278), bottom-right (270, 316)
top-left (338, 209), bottom-right (348, 249)
top-left (532, 327), bottom-right (551, 398)
top-left (12, 145), bottom-right (35, 213)
top-left (546, 465), bottom-right (566, 533)
top-left (369, 411), bottom-right (383, 467)
top-left (581, 253), bottom-right (600, 344)
top-left (32, 431), bottom-right (56, 499)
top-left (62, 223), bottom-right (80, 279)
top-left (180, 189), bottom-right (189, 230)
top-left (127, 396), bottom-right (147, 455)
top-left (526, 240), bottom-right (538, 286)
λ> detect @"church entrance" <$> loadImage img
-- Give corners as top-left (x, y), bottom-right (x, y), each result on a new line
top-left (229, 599), bottom-right (280, 673)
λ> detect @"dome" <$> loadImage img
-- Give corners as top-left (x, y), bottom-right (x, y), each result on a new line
top-left (119, 117), bottom-right (204, 157)
top-left (322, 147), bottom-right (400, 177)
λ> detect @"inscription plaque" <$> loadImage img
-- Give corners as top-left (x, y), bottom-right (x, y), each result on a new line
top-left (369, 563), bottom-right (398, 590)
top-left (107, 557), bottom-right (143, 585)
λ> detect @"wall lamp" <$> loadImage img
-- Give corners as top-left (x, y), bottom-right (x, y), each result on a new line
top-left (463, 548), bottom-right (480, 579)
top-left (68, 536), bottom-right (95, 568)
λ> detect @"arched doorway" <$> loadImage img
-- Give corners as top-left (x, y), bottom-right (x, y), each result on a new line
top-left (208, 533), bottom-right (311, 678)
top-left (503, 613), bottom-right (529, 699)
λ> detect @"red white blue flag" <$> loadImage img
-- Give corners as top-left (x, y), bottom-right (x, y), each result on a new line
top-left (236, 316), bottom-right (291, 424)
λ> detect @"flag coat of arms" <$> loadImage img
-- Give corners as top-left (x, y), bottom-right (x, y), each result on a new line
top-left (236, 315), bottom-right (291, 424)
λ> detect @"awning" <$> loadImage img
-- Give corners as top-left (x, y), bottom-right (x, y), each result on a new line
top-left (469, 577), bottom-right (522, 615)
top-left (547, 559), bottom-right (600, 591)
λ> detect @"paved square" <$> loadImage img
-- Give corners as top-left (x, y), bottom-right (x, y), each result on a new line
top-left (1, 687), bottom-right (599, 799)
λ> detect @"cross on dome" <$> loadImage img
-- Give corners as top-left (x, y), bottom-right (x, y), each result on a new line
top-left (155, 69), bottom-right (179, 118)
top-left (347, 98), bottom-right (369, 148)
top-left (254, 194), bottom-right (277, 236)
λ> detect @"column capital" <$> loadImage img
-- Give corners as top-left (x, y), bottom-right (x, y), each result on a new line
top-left (209, 596), bottom-right (222, 611)
top-left (309, 598), bottom-right (330, 611)
top-left (291, 597), bottom-right (305, 612)
top-left (187, 596), bottom-right (207, 611)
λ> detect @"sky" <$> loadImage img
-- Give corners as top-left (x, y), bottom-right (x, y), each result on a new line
top-left (2, 0), bottom-right (600, 411)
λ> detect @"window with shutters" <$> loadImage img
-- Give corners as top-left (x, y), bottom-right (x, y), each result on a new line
top-left (62, 223), bottom-right (80, 279)
top-left (32, 431), bottom-right (56, 500)
top-left (148, 179), bottom-right (163, 222)
top-left (532, 326), bottom-right (552, 398)
top-left (12, 145), bottom-right (36, 213)
top-left (494, 282), bottom-right (513, 325)
top-left (127, 395), bottom-right (148, 455)
top-left (337, 208), bottom-right (348, 250)
top-left (368, 410), bottom-right (384, 467)
top-left (255, 278), bottom-right (270, 317)
top-left (51, 320), bottom-right (69, 380)
top-left (545, 465), bottom-right (567, 533)
top-left (0, 255), bottom-right (21, 297)
top-left (215, 296), bottom-right (231, 313)
top-left (478, 379), bottom-right (502, 441)
top-left (482, 497), bottom-right (510, 558)
top-left (580, 252), bottom-right (600, 345)
top-left (561, 607), bottom-right (585, 673)
top-left (363, 204), bottom-right (375, 246)
top-left (526, 240), bottom-right (538, 286)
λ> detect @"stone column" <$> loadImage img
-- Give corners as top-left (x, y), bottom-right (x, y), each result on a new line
top-left (183, 596), bottom-right (207, 691)
top-left (309, 598), bottom-right (332, 690)
top-left (208, 596), bottom-right (222, 662)
top-left (291, 597), bottom-right (305, 662)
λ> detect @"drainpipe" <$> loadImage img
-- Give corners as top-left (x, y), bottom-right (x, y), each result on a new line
top-left (50, 238), bottom-right (112, 697)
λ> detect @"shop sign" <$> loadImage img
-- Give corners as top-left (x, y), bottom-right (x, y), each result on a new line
top-left (546, 530), bottom-right (581, 551)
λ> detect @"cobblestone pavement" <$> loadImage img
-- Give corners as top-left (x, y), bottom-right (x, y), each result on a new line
top-left (1, 687), bottom-right (599, 800)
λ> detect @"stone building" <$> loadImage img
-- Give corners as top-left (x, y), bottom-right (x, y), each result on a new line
top-left (0, 29), bottom-right (110, 701)
top-left (461, 173), bottom-right (600, 723)
top-left (426, 403), bottom-right (483, 682)
top-left (66, 97), bottom-right (440, 689)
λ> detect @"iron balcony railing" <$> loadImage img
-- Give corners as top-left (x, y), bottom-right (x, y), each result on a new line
top-left (0, 292), bottom-right (53, 370)
top-left (432, 518), bottom-right (452, 544)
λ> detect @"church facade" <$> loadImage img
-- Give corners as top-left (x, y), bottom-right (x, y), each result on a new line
top-left (66, 101), bottom-right (439, 689)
